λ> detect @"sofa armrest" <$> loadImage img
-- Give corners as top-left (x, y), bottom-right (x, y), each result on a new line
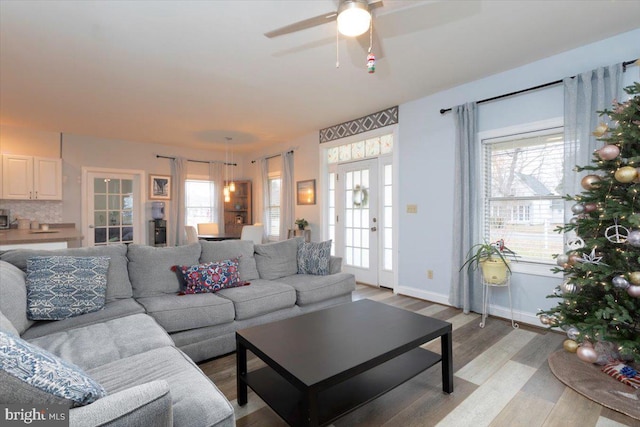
top-left (329, 256), bottom-right (342, 274)
top-left (69, 381), bottom-right (172, 427)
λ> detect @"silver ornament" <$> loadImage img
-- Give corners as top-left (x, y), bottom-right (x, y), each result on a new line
top-left (539, 314), bottom-right (551, 325)
top-left (569, 217), bottom-right (579, 225)
top-left (567, 237), bottom-right (585, 251)
top-left (567, 326), bottom-right (580, 340)
top-left (627, 230), bottom-right (640, 247)
top-left (605, 222), bottom-right (629, 243)
top-left (561, 280), bottom-right (577, 294)
top-left (612, 275), bottom-right (630, 289)
top-left (571, 204), bottom-right (585, 214)
top-left (556, 254), bottom-right (569, 266)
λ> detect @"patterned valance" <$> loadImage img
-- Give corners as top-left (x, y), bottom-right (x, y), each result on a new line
top-left (319, 106), bottom-right (398, 144)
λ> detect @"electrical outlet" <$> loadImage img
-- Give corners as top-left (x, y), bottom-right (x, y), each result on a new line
top-left (427, 270), bottom-right (433, 279)
top-left (407, 204), bottom-right (418, 214)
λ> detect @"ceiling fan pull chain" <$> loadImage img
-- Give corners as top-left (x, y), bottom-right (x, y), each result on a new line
top-left (367, 19), bottom-right (375, 74)
top-left (369, 20), bottom-right (373, 53)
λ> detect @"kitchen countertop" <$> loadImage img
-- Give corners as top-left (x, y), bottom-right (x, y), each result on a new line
top-left (0, 226), bottom-right (84, 245)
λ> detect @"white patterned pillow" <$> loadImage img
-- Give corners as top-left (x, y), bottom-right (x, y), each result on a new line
top-left (297, 240), bottom-right (332, 276)
top-left (0, 330), bottom-right (106, 406)
top-left (26, 256), bottom-right (110, 320)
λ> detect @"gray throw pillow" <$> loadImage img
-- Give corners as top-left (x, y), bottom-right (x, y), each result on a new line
top-left (297, 240), bottom-right (332, 275)
top-left (0, 330), bottom-right (106, 407)
top-left (254, 238), bottom-right (301, 279)
top-left (0, 260), bottom-right (33, 334)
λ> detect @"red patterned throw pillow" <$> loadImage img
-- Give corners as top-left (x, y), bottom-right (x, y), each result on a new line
top-left (602, 362), bottom-right (640, 389)
top-left (172, 259), bottom-right (250, 294)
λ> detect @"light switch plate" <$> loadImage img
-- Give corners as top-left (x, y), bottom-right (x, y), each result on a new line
top-left (406, 204), bottom-right (418, 214)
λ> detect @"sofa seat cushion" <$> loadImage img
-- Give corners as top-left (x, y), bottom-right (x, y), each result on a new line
top-left (0, 330), bottom-right (106, 407)
top-left (216, 279), bottom-right (296, 320)
top-left (137, 294), bottom-right (235, 333)
top-left (21, 299), bottom-right (146, 340)
top-left (254, 237), bottom-right (302, 280)
top-left (128, 243), bottom-right (201, 298)
top-left (28, 313), bottom-right (173, 371)
top-left (87, 346), bottom-right (235, 427)
top-left (1, 244), bottom-right (133, 302)
top-left (276, 273), bottom-right (356, 306)
top-left (200, 240), bottom-right (259, 281)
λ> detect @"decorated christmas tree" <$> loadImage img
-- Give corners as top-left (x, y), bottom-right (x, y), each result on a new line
top-left (539, 82), bottom-right (640, 364)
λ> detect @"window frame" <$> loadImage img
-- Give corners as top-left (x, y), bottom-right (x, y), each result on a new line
top-left (266, 172), bottom-right (281, 241)
top-left (478, 118), bottom-right (564, 278)
top-left (184, 178), bottom-right (216, 228)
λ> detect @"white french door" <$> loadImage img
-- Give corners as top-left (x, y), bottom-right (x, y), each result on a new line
top-left (336, 159), bottom-right (380, 285)
top-left (83, 168), bottom-right (145, 246)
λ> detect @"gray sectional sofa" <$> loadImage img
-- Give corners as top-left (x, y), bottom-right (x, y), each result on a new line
top-left (0, 237), bottom-right (356, 426)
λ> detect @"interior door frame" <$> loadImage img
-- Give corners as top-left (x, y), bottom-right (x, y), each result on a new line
top-left (81, 167), bottom-right (146, 247)
top-left (319, 124), bottom-right (399, 291)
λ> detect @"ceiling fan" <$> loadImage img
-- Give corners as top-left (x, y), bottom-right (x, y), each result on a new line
top-left (264, 0), bottom-right (384, 39)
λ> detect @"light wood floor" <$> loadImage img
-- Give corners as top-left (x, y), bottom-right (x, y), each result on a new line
top-left (199, 284), bottom-right (640, 427)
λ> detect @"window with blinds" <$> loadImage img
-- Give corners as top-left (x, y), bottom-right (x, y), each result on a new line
top-left (185, 180), bottom-right (216, 227)
top-left (483, 128), bottom-right (564, 264)
top-left (267, 176), bottom-right (281, 240)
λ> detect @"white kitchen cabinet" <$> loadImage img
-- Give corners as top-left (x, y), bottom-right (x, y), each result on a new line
top-left (1, 154), bottom-right (62, 200)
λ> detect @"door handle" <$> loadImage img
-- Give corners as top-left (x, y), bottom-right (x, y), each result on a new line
top-left (371, 226), bottom-right (377, 232)
top-left (89, 225), bottom-right (95, 229)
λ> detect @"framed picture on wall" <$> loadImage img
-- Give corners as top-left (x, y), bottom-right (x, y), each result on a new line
top-left (149, 175), bottom-right (171, 200)
top-left (297, 179), bottom-right (316, 205)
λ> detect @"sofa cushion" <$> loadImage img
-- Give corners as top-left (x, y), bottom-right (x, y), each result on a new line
top-left (0, 309), bottom-right (19, 336)
top-left (128, 243), bottom-right (201, 298)
top-left (216, 279), bottom-right (296, 320)
top-left (276, 273), bottom-right (357, 306)
top-left (136, 294), bottom-right (235, 333)
top-left (87, 346), bottom-right (235, 427)
top-left (69, 380), bottom-right (172, 427)
top-left (254, 237), bottom-right (302, 280)
top-left (21, 299), bottom-right (146, 340)
top-left (0, 330), bottom-right (106, 407)
top-left (1, 245), bottom-right (133, 302)
top-left (174, 259), bottom-right (249, 294)
top-left (28, 313), bottom-right (174, 371)
top-left (200, 240), bottom-right (259, 281)
top-left (297, 240), bottom-right (332, 275)
top-left (0, 260), bottom-right (34, 334)
top-left (26, 256), bottom-right (110, 320)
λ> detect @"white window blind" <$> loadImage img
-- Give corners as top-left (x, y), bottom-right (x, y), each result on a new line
top-left (483, 129), bottom-right (564, 264)
top-left (185, 180), bottom-right (215, 227)
top-left (267, 176), bottom-right (281, 240)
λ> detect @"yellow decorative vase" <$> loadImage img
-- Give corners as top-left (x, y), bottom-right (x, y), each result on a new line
top-left (480, 258), bottom-right (510, 285)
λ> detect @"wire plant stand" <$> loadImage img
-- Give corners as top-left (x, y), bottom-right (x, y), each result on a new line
top-left (479, 272), bottom-right (519, 329)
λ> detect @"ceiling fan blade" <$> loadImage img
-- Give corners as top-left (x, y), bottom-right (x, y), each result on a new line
top-left (264, 11), bottom-right (338, 38)
top-left (368, 0), bottom-right (384, 11)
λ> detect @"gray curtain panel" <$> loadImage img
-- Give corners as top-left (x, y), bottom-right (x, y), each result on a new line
top-left (563, 63), bottom-right (622, 224)
top-left (208, 162), bottom-right (225, 234)
top-left (449, 102), bottom-right (481, 314)
top-left (260, 158), bottom-right (271, 240)
top-left (170, 157), bottom-right (187, 246)
top-left (279, 151), bottom-right (295, 241)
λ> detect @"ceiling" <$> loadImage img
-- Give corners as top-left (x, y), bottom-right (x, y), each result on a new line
top-left (1, 1), bottom-right (639, 152)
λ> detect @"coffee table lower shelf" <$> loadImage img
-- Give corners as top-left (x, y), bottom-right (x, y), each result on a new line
top-left (241, 347), bottom-right (441, 426)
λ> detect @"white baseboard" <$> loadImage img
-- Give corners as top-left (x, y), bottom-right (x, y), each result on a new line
top-left (394, 285), bottom-right (542, 327)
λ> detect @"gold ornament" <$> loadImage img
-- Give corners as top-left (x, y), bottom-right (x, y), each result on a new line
top-left (614, 166), bottom-right (638, 183)
top-left (629, 271), bottom-right (640, 285)
top-left (563, 339), bottom-right (579, 353)
top-left (592, 122), bottom-right (609, 137)
top-left (581, 175), bottom-right (601, 190)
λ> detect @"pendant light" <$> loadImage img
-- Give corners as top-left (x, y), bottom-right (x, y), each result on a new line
top-left (228, 137), bottom-right (236, 192)
top-left (223, 137), bottom-right (231, 202)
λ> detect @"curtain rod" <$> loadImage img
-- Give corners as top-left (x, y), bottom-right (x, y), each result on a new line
top-left (250, 150), bottom-right (294, 164)
top-left (439, 58), bottom-right (638, 115)
top-left (156, 154), bottom-right (236, 166)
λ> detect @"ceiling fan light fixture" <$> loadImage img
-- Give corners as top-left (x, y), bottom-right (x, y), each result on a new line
top-left (337, 1), bottom-right (371, 37)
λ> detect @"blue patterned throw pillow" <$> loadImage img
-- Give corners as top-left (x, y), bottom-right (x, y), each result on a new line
top-left (0, 330), bottom-right (107, 406)
top-left (297, 240), bottom-right (332, 275)
top-left (26, 256), bottom-right (110, 320)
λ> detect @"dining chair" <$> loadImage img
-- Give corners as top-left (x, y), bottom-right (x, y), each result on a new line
top-left (197, 223), bottom-right (219, 235)
top-left (240, 224), bottom-right (264, 245)
top-left (185, 225), bottom-right (199, 244)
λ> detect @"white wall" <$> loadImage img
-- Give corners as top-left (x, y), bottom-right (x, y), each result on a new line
top-left (396, 28), bottom-right (640, 324)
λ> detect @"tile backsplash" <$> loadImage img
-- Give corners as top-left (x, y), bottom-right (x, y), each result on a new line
top-left (0, 200), bottom-right (63, 224)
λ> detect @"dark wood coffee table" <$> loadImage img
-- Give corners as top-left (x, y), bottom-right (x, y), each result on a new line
top-left (236, 299), bottom-right (453, 426)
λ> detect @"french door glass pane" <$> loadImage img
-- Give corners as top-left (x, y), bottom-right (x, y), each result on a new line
top-left (94, 177), bottom-right (135, 245)
top-left (344, 169), bottom-right (371, 269)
